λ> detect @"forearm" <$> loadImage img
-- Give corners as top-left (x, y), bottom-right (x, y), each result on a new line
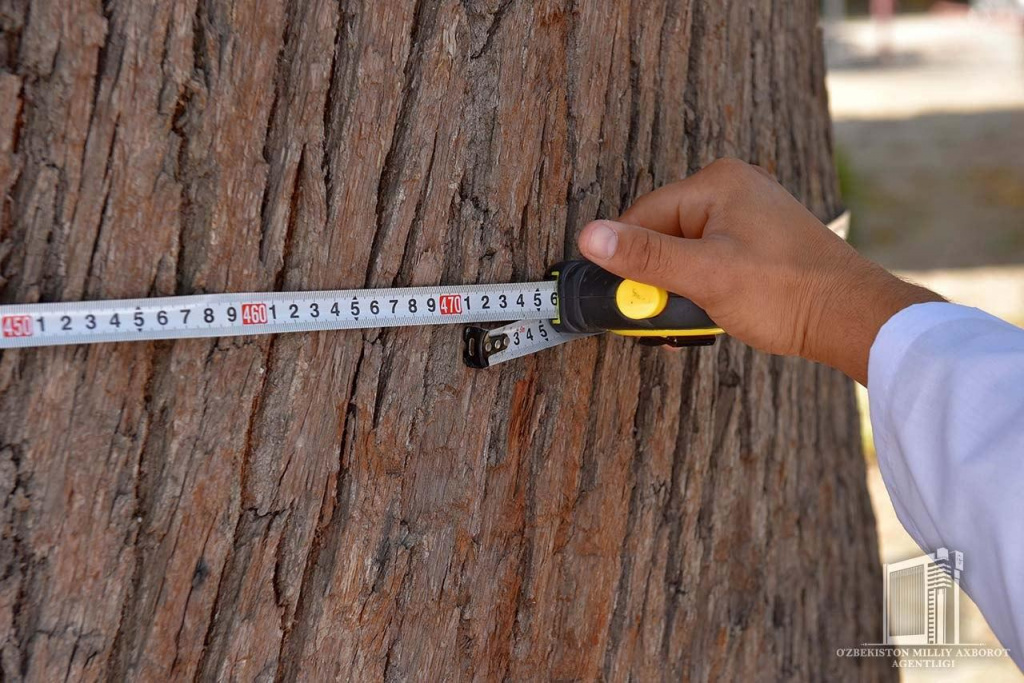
top-left (806, 257), bottom-right (944, 385)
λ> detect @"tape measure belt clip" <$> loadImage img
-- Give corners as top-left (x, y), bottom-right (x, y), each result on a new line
top-left (463, 326), bottom-right (511, 369)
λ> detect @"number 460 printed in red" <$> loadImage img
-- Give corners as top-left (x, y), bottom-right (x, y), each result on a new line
top-left (2, 315), bottom-right (34, 338)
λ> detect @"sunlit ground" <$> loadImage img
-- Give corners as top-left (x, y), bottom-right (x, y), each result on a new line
top-left (827, 10), bottom-right (1024, 682)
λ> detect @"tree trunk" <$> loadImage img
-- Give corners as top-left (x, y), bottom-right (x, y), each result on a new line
top-left (0, 1), bottom-right (891, 680)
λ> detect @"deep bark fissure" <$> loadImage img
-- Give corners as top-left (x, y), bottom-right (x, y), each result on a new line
top-left (572, 339), bottom-right (610, 502)
top-left (5, 439), bottom-right (34, 680)
top-left (393, 129), bottom-right (439, 289)
top-left (647, 4), bottom-right (670, 183)
top-left (106, 342), bottom-right (174, 680)
top-left (169, 522), bottom-right (215, 674)
top-left (593, 17), bottom-right (622, 222)
top-left (470, 0), bottom-right (515, 61)
top-left (274, 145), bottom-right (306, 292)
top-left (86, 0), bottom-right (115, 143)
top-left (256, 0), bottom-right (297, 265)
top-left (367, 0), bottom-right (440, 287)
top-left (682, 0), bottom-right (706, 175)
top-left (81, 113), bottom-right (120, 298)
top-left (508, 427), bottom-right (540, 670)
top-left (319, 7), bottom-right (347, 211)
top-left (602, 348), bottom-right (659, 676)
top-left (561, 0), bottom-right (581, 260)
top-left (192, 332), bottom-right (278, 682)
top-left (659, 349), bottom-right (703, 663)
top-left (619, 6), bottom-right (642, 215)
top-left (273, 344), bottom-right (365, 682)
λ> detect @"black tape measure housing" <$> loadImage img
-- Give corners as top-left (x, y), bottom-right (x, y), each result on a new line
top-left (547, 260), bottom-right (721, 347)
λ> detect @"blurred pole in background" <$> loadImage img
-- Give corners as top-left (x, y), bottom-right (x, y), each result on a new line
top-left (871, 0), bottom-right (897, 56)
top-left (824, 0), bottom-right (847, 23)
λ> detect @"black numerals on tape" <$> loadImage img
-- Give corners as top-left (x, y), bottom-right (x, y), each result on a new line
top-left (511, 321), bottom-right (550, 346)
top-left (479, 291), bottom-right (553, 311)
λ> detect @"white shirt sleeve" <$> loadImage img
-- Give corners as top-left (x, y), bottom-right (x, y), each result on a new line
top-left (869, 302), bottom-right (1024, 668)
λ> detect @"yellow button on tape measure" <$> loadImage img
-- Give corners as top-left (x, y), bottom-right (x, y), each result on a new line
top-left (615, 280), bottom-right (668, 320)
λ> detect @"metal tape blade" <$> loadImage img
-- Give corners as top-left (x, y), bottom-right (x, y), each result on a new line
top-left (0, 282), bottom-right (559, 349)
top-left (464, 319), bottom-right (596, 368)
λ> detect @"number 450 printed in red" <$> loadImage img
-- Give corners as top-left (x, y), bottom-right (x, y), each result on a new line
top-left (2, 315), bottom-right (34, 338)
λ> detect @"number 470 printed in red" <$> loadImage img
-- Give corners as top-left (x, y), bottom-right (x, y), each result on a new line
top-left (438, 294), bottom-right (463, 315)
top-left (2, 315), bottom-right (34, 338)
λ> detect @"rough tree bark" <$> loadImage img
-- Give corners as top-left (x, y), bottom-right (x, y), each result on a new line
top-left (0, 1), bottom-right (891, 680)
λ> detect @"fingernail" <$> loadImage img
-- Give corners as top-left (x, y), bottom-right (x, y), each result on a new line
top-left (584, 222), bottom-right (618, 260)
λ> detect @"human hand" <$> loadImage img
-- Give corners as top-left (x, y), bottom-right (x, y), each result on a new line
top-left (577, 159), bottom-right (942, 385)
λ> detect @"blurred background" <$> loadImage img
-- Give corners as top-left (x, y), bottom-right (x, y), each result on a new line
top-left (823, 0), bottom-right (1023, 680)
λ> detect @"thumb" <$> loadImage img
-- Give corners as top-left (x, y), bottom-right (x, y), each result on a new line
top-left (577, 220), bottom-right (713, 300)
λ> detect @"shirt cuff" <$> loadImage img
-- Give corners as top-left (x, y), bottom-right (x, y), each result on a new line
top-left (866, 302), bottom-right (994, 545)
top-left (868, 302), bottom-right (993, 417)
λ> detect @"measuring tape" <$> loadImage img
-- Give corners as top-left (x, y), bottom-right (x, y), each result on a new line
top-left (0, 282), bottom-right (579, 367)
top-left (0, 212), bottom-right (850, 368)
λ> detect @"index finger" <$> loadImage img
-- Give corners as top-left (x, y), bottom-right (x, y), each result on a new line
top-left (619, 169), bottom-right (719, 239)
